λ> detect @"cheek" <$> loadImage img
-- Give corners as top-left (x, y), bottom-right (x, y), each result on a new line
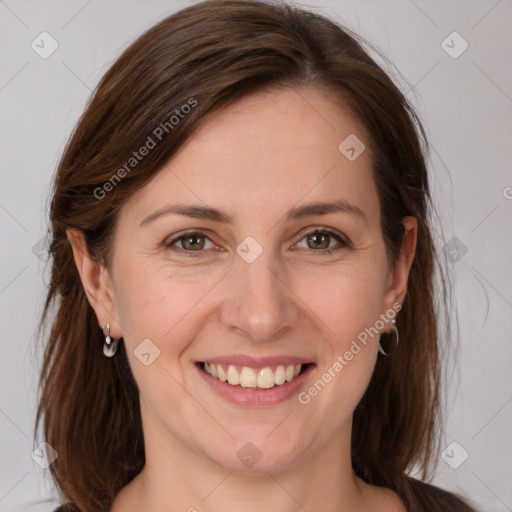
top-left (300, 261), bottom-right (387, 344)
top-left (111, 256), bottom-right (201, 347)
top-left (114, 269), bottom-right (207, 410)
top-left (297, 273), bottom-right (382, 426)
top-left (295, 258), bottom-right (386, 401)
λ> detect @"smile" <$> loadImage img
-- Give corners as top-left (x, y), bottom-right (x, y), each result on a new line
top-left (200, 362), bottom-right (312, 389)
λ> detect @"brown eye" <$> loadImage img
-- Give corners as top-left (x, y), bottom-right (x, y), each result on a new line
top-left (307, 232), bottom-right (330, 249)
top-left (296, 229), bottom-right (348, 255)
top-left (165, 231), bottom-right (215, 255)
top-left (164, 228), bottom-right (349, 257)
top-left (180, 233), bottom-right (206, 250)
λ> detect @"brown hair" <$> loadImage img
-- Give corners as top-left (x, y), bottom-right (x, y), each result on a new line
top-left (34, 0), bottom-right (477, 510)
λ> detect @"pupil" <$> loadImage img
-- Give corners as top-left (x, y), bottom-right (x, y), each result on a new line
top-left (310, 233), bottom-right (328, 249)
top-left (185, 235), bottom-right (203, 250)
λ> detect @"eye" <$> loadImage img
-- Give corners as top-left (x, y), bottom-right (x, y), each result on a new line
top-left (294, 228), bottom-right (349, 255)
top-left (164, 230), bottom-right (216, 256)
top-left (164, 227), bottom-right (349, 257)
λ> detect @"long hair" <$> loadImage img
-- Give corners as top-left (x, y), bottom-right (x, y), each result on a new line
top-left (34, 0), bottom-right (476, 510)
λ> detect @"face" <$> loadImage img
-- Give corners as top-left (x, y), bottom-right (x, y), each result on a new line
top-left (76, 86), bottom-right (416, 474)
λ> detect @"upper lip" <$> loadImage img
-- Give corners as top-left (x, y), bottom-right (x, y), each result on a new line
top-left (197, 354), bottom-right (314, 367)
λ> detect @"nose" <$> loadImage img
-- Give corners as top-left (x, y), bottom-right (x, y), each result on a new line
top-left (219, 247), bottom-right (299, 344)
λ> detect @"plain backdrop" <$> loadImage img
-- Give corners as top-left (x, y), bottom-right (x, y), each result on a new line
top-left (0, 0), bottom-right (511, 511)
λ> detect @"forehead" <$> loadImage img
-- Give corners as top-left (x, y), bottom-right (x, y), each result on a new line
top-left (121, 86), bottom-right (379, 227)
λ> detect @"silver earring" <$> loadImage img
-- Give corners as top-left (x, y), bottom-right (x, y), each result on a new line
top-left (103, 323), bottom-right (119, 358)
top-left (379, 319), bottom-right (399, 356)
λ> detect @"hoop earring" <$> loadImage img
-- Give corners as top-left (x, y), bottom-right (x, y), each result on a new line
top-left (378, 319), bottom-right (399, 356)
top-left (103, 323), bottom-right (119, 358)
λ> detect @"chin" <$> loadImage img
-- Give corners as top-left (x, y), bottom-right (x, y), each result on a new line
top-left (204, 430), bottom-right (307, 473)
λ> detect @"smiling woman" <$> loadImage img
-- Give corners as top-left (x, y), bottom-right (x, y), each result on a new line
top-left (35, 1), bottom-right (477, 511)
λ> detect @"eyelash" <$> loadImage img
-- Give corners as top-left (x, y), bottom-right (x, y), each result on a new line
top-left (164, 228), bottom-right (349, 257)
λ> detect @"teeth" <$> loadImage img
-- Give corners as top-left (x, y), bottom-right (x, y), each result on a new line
top-left (257, 367), bottom-right (275, 389)
top-left (217, 365), bottom-right (227, 382)
top-left (240, 367), bottom-right (257, 387)
top-left (202, 362), bottom-right (304, 389)
top-left (274, 365), bottom-right (286, 385)
top-left (227, 365), bottom-right (239, 385)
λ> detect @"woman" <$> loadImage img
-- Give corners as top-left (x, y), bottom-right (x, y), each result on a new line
top-left (35, 0), bottom-right (477, 510)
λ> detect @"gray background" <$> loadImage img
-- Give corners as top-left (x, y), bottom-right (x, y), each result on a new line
top-left (0, 0), bottom-right (511, 511)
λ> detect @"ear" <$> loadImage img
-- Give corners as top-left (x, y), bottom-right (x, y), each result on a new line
top-left (381, 216), bottom-right (417, 325)
top-left (66, 228), bottom-right (122, 339)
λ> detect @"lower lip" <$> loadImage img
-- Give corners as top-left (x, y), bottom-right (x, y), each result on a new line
top-left (197, 363), bottom-right (316, 406)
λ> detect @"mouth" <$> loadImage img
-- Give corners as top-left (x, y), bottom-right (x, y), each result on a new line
top-left (196, 361), bottom-right (315, 390)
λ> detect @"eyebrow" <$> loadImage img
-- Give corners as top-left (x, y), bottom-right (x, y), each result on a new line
top-left (139, 199), bottom-right (368, 227)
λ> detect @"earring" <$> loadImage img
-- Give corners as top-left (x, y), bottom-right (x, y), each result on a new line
top-left (103, 323), bottom-right (119, 358)
top-left (378, 319), bottom-right (399, 356)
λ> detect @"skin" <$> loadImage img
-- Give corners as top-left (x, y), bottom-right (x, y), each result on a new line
top-left (68, 86), bottom-right (416, 512)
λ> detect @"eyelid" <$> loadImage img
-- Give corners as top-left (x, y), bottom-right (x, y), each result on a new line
top-left (164, 229), bottom-right (218, 254)
top-left (164, 226), bottom-right (350, 255)
top-left (295, 227), bottom-right (350, 254)
top-left (299, 226), bottom-right (349, 245)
